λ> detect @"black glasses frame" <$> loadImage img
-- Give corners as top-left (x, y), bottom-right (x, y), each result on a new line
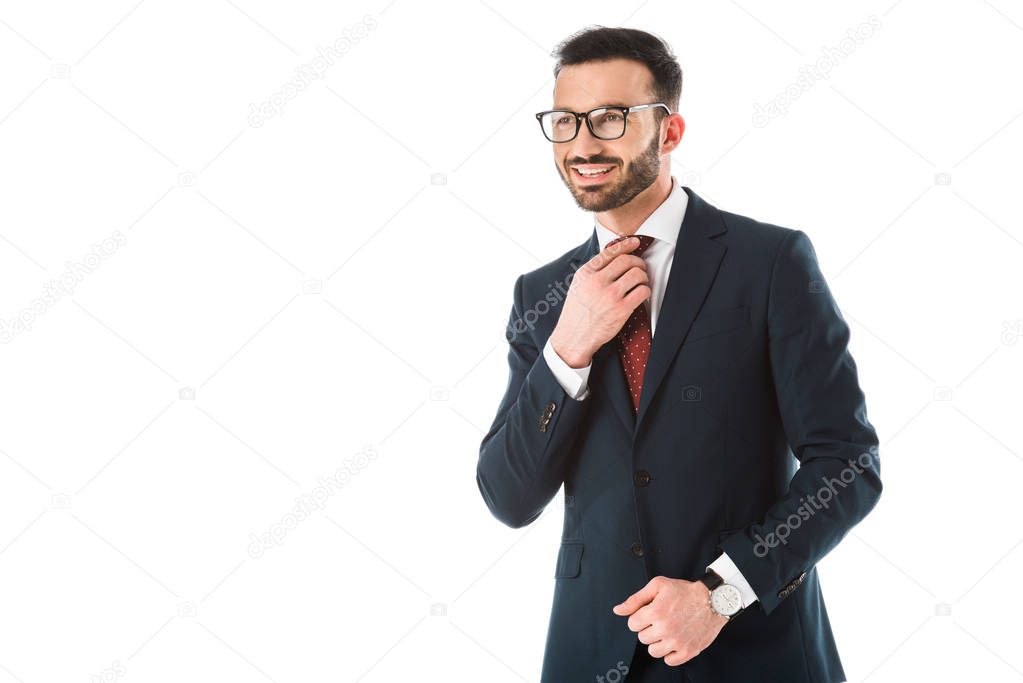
top-left (534, 102), bottom-right (671, 143)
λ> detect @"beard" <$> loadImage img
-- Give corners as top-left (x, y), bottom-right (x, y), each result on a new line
top-left (558, 131), bottom-right (662, 212)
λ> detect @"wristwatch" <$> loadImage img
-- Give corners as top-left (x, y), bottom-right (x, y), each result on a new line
top-left (700, 569), bottom-right (744, 621)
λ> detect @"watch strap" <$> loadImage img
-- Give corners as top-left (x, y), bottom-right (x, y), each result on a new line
top-left (700, 568), bottom-right (723, 592)
top-left (701, 569), bottom-right (742, 621)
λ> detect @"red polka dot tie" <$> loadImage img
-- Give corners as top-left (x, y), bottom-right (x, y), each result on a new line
top-left (606, 234), bottom-right (655, 414)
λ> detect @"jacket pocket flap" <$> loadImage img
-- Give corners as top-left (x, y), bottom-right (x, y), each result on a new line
top-left (685, 304), bottom-right (750, 344)
top-left (555, 542), bottom-right (584, 578)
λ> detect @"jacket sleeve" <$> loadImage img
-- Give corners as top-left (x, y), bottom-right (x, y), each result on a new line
top-left (476, 273), bottom-right (589, 528)
top-left (719, 229), bottom-right (882, 615)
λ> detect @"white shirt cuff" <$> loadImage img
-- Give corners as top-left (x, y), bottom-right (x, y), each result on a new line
top-left (542, 338), bottom-right (591, 401)
top-left (707, 552), bottom-right (759, 608)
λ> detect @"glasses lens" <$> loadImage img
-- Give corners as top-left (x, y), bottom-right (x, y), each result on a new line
top-left (540, 111), bottom-right (577, 142)
top-left (588, 108), bottom-right (626, 139)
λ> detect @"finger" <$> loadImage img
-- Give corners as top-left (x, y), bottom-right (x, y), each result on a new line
top-left (637, 626), bottom-right (661, 644)
top-left (612, 580), bottom-right (659, 616)
top-left (612, 267), bottom-right (649, 300)
top-left (664, 650), bottom-right (693, 667)
top-left (622, 284), bottom-right (652, 309)
top-left (600, 254), bottom-right (647, 283)
top-left (627, 601), bottom-right (660, 634)
top-left (647, 639), bottom-right (674, 658)
top-left (589, 236), bottom-right (638, 271)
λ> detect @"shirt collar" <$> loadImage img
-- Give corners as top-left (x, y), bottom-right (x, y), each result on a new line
top-left (593, 175), bottom-right (688, 250)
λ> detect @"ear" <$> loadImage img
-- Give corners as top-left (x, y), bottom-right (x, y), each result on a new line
top-left (662, 113), bottom-right (685, 154)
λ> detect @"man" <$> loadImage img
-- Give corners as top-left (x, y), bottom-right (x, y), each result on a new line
top-left (476, 26), bottom-right (881, 683)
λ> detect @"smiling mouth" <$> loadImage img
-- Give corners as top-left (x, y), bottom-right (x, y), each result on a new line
top-left (572, 164), bottom-right (616, 180)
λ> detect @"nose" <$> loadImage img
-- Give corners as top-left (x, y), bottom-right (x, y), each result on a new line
top-left (566, 122), bottom-right (605, 160)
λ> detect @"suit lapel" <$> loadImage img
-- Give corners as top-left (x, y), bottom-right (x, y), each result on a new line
top-left (634, 188), bottom-right (728, 437)
top-left (565, 187), bottom-right (729, 441)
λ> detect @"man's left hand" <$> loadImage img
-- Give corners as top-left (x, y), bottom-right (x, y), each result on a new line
top-left (612, 576), bottom-right (728, 666)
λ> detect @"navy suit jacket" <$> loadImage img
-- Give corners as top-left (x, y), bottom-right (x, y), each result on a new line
top-left (476, 187), bottom-right (882, 683)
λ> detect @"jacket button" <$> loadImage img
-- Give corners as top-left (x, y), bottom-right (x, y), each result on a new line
top-left (633, 470), bottom-right (651, 487)
top-left (630, 542), bottom-right (645, 557)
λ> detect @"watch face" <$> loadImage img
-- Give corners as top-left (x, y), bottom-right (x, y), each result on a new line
top-left (711, 584), bottom-right (743, 616)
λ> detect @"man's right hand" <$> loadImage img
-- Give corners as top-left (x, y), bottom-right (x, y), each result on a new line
top-left (549, 236), bottom-right (651, 368)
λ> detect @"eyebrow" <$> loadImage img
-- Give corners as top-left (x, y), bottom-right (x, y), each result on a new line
top-left (551, 102), bottom-right (630, 111)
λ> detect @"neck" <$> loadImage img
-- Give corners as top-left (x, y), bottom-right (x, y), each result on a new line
top-left (595, 172), bottom-right (673, 235)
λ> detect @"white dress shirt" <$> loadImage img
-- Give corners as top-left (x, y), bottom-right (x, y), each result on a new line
top-left (541, 175), bottom-right (759, 609)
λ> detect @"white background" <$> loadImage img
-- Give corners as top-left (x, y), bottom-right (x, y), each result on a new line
top-left (1, 1), bottom-right (1021, 681)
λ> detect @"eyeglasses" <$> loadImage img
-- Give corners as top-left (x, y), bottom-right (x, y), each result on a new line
top-left (535, 102), bottom-right (671, 143)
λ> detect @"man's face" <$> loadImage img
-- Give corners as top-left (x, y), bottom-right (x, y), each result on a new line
top-left (549, 58), bottom-right (665, 212)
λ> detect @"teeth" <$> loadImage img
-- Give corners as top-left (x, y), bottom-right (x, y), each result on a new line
top-left (577, 167), bottom-right (611, 176)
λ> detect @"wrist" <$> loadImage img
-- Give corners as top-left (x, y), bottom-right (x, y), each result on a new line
top-left (549, 331), bottom-right (592, 368)
top-left (699, 568), bottom-right (722, 597)
top-left (700, 569), bottom-right (743, 621)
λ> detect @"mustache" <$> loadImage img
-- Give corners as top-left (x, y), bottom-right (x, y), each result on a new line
top-left (567, 157), bottom-right (620, 166)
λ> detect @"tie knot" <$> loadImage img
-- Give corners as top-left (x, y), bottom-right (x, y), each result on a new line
top-left (609, 234), bottom-right (655, 257)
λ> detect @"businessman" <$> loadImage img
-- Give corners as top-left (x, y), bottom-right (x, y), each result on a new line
top-left (476, 26), bottom-right (881, 683)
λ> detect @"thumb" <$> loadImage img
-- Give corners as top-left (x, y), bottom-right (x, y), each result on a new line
top-left (612, 580), bottom-right (659, 616)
